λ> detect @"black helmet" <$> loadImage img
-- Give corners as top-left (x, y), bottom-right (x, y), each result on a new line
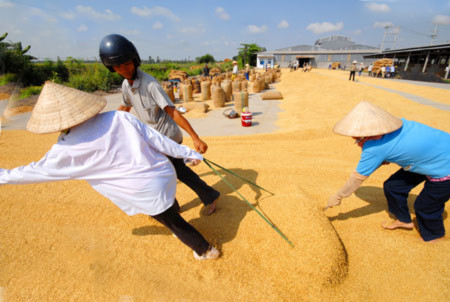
top-left (99, 34), bottom-right (141, 72)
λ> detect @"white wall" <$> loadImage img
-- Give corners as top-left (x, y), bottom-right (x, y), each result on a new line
top-left (257, 57), bottom-right (274, 69)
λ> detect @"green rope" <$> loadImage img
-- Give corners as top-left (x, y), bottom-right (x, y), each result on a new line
top-left (203, 159), bottom-right (294, 247)
top-left (204, 158), bottom-right (274, 195)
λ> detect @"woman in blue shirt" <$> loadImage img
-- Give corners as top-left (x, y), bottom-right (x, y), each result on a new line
top-left (325, 101), bottom-right (450, 242)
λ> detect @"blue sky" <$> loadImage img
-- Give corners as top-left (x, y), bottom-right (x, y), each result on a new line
top-left (1, 0), bottom-right (449, 61)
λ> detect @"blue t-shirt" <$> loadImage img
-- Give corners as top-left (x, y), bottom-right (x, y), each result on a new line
top-left (356, 118), bottom-right (450, 178)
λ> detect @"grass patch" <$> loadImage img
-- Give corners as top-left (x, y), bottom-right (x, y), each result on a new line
top-left (19, 86), bottom-right (42, 99)
top-left (0, 73), bottom-right (18, 85)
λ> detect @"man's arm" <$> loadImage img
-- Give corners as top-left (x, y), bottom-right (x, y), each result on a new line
top-left (164, 106), bottom-right (208, 153)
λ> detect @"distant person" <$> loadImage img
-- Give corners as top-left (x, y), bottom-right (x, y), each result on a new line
top-left (349, 60), bottom-right (357, 81)
top-left (381, 66), bottom-right (386, 78)
top-left (358, 63), bottom-right (364, 76)
top-left (368, 64), bottom-right (373, 77)
top-left (245, 63), bottom-right (250, 80)
top-left (391, 65), bottom-right (396, 78)
top-left (232, 60), bottom-right (238, 80)
top-left (385, 66), bottom-right (391, 78)
top-left (203, 64), bottom-right (210, 78)
top-left (0, 81), bottom-right (220, 260)
top-left (326, 101), bottom-right (450, 243)
top-left (99, 34), bottom-right (220, 216)
top-left (328, 64), bottom-right (332, 70)
top-left (289, 62), bottom-right (293, 72)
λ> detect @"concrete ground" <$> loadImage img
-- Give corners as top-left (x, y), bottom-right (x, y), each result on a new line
top-left (0, 85), bottom-right (283, 137)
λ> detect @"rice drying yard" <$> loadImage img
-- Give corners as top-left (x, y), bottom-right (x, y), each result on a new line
top-left (0, 68), bottom-right (449, 301)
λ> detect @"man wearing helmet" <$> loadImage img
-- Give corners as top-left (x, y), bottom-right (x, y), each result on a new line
top-left (99, 34), bottom-right (220, 215)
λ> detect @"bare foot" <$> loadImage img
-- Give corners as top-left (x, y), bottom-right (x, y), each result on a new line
top-left (382, 220), bottom-right (413, 230)
top-left (205, 197), bottom-right (219, 215)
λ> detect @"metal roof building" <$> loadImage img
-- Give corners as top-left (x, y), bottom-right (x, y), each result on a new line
top-left (257, 36), bottom-right (381, 69)
top-left (364, 43), bottom-right (450, 79)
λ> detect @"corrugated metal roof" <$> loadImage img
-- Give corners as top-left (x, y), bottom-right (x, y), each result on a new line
top-left (364, 43), bottom-right (450, 58)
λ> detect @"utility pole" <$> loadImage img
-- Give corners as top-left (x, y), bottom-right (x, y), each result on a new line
top-left (430, 26), bottom-right (438, 45)
top-left (381, 25), bottom-right (400, 51)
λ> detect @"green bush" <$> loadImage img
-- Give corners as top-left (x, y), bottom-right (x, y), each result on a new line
top-left (19, 85), bottom-right (42, 99)
top-left (0, 73), bottom-right (18, 85)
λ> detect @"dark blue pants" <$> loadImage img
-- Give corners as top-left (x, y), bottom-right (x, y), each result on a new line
top-left (383, 169), bottom-right (450, 241)
top-left (168, 156), bottom-right (220, 210)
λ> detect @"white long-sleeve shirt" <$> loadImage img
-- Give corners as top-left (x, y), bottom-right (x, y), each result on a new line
top-left (0, 111), bottom-right (203, 216)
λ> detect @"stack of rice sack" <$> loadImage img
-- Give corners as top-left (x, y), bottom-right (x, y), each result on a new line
top-left (169, 70), bottom-right (188, 81)
top-left (210, 68), bottom-right (221, 77)
top-left (372, 58), bottom-right (393, 76)
top-left (331, 62), bottom-right (340, 69)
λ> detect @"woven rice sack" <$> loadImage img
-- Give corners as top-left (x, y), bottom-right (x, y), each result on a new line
top-left (183, 82), bottom-right (194, 102)
top-left (212, 84), bottom-right (226, 108)
top-left (252, 79), bottom-right (261, 93)
top-left (241, 80), bottom-right (248, 92)
top-left (169, 70), bottom-right (188, 81)
top-left (259, 77), bottom-right (269, 91)
top-left (261, 90), bottom-right (283, 100)
top-left (249, 74), bottom-right (256, 82)
top-left (183, 102), bottom-right (209, 112)
top-left (221, 80), bottom-right (232, 102)
top-left (225, 73), bottom-right (232, 80)
top-left (192, 79), bottom-right (201, 93)
top-left (163, 86), bottom-right (175, 102)
top-left (179, 83), bottom-right (184, 98)
top-left (201, 81), bottom-right (211, 100)
top-left (210, 68), bottom-right (221, 76)
top-left (232, 80), bottom-right (242, 92)
top-left (233, 91), bottom-right (249, 113)
top-left (265, 75), bottom-right (272, 85)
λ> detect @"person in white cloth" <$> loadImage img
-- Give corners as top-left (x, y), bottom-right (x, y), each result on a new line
top-left (0, 81), bottom-right (219, 260)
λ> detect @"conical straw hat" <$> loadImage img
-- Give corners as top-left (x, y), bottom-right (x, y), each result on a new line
top-left (27, 81), bottom-right (107, 134)
top-left (333, 101), bottom-right (402, 137)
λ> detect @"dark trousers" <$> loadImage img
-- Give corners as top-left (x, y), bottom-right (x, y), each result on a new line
top-left (349, 71), bottom-right (355, 81)
top-left (152, 203), bottom-right (210, 255)
top-left (168, 156), bottom-right (220, 208)
top-left (383, 169), bottom-right (450, 241)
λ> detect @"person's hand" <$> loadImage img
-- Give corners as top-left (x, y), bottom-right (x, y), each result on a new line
top-left (188, 159), bottom-right (201, 166)
top-left (324, 194), bottom-right (342, 211)
top-left (193, 138), bottom-right (208, 154)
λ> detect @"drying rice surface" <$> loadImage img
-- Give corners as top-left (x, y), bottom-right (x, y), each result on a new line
top-left (0, 69), bottom-right (449, 301)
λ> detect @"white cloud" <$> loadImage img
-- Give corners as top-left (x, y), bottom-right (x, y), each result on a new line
top-left (0, 0), bottom-right (14, 8)
top-left (306, 22), bottom-right (343, 34)
top-left (77, 24), bottom-right (88, 32)
top-left (366, 3), bottom-right (390, 13)
top-left (60, 11), bottom-right (75, 20)
top-left (153, 21), bottom-right (163, 29)
top-left (131, 6), bottom-right (180, 22)
top-left (215, 7), bottom-right (230, 20)
top-left (247, 25), bottom-right (268, 34)
top-left (29, 7), bottom-right (58, 22)
top-left (76, 5), bottom-right (121, 21)
top-left (120, 29), bottom-right (141, 36)
top-left (354, 29), bottom-right (363, 35)
top-left (373, 21), bottom-right (393, 28)
top-left (432, 15), bottom-right (450, 25)
top-left (180, 25), bottom-right (205, 34)
top-left (278, 20), bottom-right (289, 29)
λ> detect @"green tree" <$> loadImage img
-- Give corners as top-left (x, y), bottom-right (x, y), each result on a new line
top-left (236, 43), bottom-right (266, 67)
top-left (196, 53), bottom-right (215, 64)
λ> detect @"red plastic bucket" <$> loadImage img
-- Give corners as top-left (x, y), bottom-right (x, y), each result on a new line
top-left (241, 111), bottom-right (252, 127)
